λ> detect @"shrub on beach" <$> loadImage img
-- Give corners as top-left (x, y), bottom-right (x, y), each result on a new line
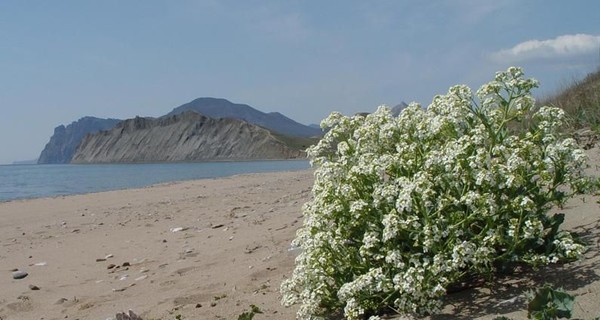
top-left (281, 67), bottom-right (590, 319)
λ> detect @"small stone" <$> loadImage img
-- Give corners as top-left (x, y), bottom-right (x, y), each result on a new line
top-left (210, 302), bottom-right (217, 307)
top-left (12, 270), bottom-right (28, 279)
top-left (211, 224), bottom-right (225, 229)
top-left (162, 239), bottom-right (167, 243)
top-left (195, 303), bottom-right (202, 308)
top-left (122, 262), bottom-right (130, 267)
top-left (28, 284), bottom-right (40, 290)
top-left (96, 258), bottom-right (107, 262)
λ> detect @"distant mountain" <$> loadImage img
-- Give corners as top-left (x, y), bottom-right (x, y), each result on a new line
top-left (391, 102), bottom-right (409, 116)
top-left (71, 111), bottom-right (305, 163)
top-left (167, 97), bottom-right (322, 138)
top-left (38, 117), bottom-right (121, 164)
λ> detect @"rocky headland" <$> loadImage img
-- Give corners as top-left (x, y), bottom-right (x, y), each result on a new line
top-left (71, 111), bottom-right (305, 163)
top-left (38, 117), bottom-right (121, 164)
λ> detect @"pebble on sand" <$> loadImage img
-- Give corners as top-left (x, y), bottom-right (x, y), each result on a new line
top-left (12, 270), bottom-right (28, 280)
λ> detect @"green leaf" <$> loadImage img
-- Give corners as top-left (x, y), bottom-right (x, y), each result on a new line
top-left (552, 290), bottom-right (574, 318)
top-left (527, 285), bottom-right (575, 319)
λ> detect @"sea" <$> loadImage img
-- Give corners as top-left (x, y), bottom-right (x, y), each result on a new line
top-left (0, 160), bottom-right (310, 202)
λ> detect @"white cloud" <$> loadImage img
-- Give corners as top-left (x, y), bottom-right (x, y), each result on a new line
top-left (491, 34), bottom-right (600, 62)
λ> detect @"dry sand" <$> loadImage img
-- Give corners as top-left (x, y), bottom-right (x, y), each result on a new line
top-left (1, 170), bottom-right (312, 320)
top-left (1, 149), bottom-right (600, 320)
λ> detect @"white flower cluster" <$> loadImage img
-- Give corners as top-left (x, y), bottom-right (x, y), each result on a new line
top-left (281, 67), bottom-right (590, 319)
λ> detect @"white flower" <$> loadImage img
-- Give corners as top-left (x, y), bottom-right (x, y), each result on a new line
top-left (281, 67), bottom-right (589, 320)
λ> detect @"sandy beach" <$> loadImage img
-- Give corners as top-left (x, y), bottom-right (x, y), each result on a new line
top-left (2, 148), bottom-right (600, 320)
top-left (1, 170), bottom-right (313, 320)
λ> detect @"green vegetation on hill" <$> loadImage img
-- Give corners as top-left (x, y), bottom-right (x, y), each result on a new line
top-left (541, 67), bottom-right (600, 131)
top-left (271, 131), bottom-right (320, 152)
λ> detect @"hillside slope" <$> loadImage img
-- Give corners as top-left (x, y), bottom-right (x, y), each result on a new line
top-left (71, 111), bottom-right (305, 163)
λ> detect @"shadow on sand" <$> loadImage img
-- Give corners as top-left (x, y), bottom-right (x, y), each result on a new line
top-left (430, 219), bottom-right (600, 319)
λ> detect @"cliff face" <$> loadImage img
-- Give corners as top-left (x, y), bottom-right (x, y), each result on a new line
top-left (70, 111), bottom-right (305, 163)
top-left (38, 117), bottom-right (121, 164)
top-left (167, 97), bottom-right (322, 138)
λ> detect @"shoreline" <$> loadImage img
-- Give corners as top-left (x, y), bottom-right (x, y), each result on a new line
top-left (0, 161), bottom-right (311, 203)
top-left (0, 169), bottom-right (314, 319)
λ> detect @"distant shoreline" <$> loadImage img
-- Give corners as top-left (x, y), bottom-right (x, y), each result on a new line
top-left (0, 160), bottom-right (311, 202)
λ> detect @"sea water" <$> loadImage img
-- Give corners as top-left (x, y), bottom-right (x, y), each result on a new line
top-left (0, 160), bottom-right (310, 202)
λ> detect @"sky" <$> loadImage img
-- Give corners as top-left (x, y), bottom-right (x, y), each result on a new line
top-left (1, 1), bottom-right (600, 164)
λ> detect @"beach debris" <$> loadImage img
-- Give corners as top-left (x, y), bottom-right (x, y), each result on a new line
top-left (119, 275), bottom-right (129, 281)
top-left (55, 298), bottom-right (68, 305)
top-left (244, 244), bottom-right (262, 254)
top-left (107, 264), bottom-right (116, 269)
top-left (28, 284), bottom-right (40, 290)
top-left (115, 310), bottom-right (143, 320)
top-left (12, 270), bottom-right (28, 280)
top-left (135, 275), bottom-right (148, 281)
top-left (97, 258), bottom-right (107, 262)
top-left (33, 262), bottom-right (47, 266)
top-left (112, 283), bottom-right (136, 292)
top-left (105, 254), bottom-right (114, 259)
top-left (170, 227), bottom-right (187, 232)
top-left (211, 223), bottom-right (225, 229)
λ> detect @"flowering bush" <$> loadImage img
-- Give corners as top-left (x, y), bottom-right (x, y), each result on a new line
top-left (281, 67), bottom-right (590, 320)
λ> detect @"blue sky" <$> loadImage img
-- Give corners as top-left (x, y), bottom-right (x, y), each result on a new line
top-left (1, 1), bottom-right (599, 164)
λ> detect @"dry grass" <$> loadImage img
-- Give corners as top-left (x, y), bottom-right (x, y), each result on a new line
top-left (540, 67), bottom-right (600, 132)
